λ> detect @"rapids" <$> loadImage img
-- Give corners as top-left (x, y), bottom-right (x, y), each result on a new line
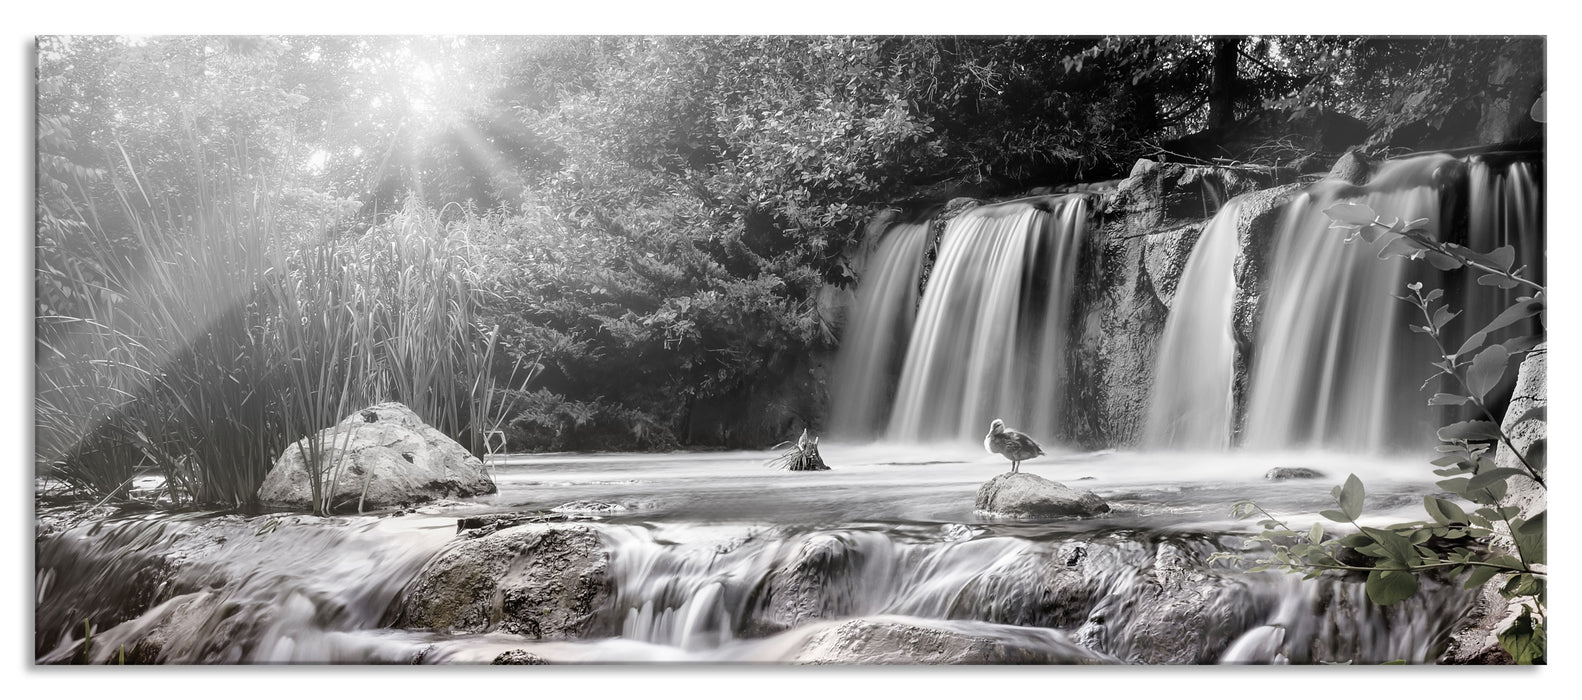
top-left (37, 447), bottom-right (1472, 664)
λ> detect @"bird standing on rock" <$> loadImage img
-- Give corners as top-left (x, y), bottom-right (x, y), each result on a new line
top-left (984, 419), bottom-right (1044, 473)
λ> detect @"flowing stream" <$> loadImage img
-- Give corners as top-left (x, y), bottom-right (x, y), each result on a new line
top-left (37, 448), bottom-right (1472, 664)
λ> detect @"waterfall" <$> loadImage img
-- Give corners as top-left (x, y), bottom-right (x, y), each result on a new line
top-left (883, 196), bottom-right (1087, 443)
top-left (829, 222), bottom-right (932, 438)
top-left (1143, 196), bottom-right (1247, 449)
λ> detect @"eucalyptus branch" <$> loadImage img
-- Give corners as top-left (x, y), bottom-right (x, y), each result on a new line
top-left (1404, 294), bottom-right (1546, 488)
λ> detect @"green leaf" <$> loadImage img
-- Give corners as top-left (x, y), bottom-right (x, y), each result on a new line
top-left (1427, 392), bottom-right (1470, 406)
top-left (1466, 468), bottom-right (1524, 492)
top-left (1497, 606), bottom-right (1545, 665)
top-left (1338, 474), bottom-right (1365, 520)
top-left (1309, 522), bottom-right (1324, 544)
top-left (1437, 420), bottom-right (1501, 443)
top-left (1436, 477), bottom-right (1471, 497)
top-left (1465, 344), bottom-right (1510, 401)
top-left (1515, 511), bottom-right (1546, 566)
top-left (1320, 509), bottom-right (1352, 523)
top-left (1325, 202), bottom-right (1377, 227)
top-left (1470, 297), bottom-right (1543, 341)
top-left (1463, 563), bottom-right (1501, 589)
top-left (1366, 568), bottom-right (1419, 605)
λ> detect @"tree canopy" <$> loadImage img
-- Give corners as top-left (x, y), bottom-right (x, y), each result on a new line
top-left (37, 34), bottom-right (1545, 450)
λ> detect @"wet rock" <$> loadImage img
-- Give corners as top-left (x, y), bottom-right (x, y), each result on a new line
top-left (1067, 161), bottom-right (1274, 448)
top-left (392, 524), bottom-right (609, 640)
top-left (975, 472), bottom-right (1110, 518)
top-left (492, 649), bottom-right (550, 665)
top-left (258, 402), bottom-right (495, 512)
top-left (793, 618), bottom-right (1106, 665)
top-left (1074, 540), bottom-right (1264, 664)
top-left (551, 500), bottom-right (629, 515)
top-left (747, 533), bottom-right (869, 635)
top-left (1264, 467), bottom-right (1326, 481)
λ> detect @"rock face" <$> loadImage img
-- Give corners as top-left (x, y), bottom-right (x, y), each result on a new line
top-left (975, 472), bottom-right (1109, 518)
top-left (257, 402), bottom-right (495, 512)
top-left (793, 618), bottom-right (1107, 665)
top-left (747, 533), bottom-right (869, 635)
top-left (392, 525), bottom-right (607, 639)
top-left (390, 524), bottom-right (609, 640)
top-left (1443, 343), bottom-right (1546, 664)
top-left (1072, 541), bottom-right (1263, 664)
top-left (1066, 160), bottom-right (1276, 447)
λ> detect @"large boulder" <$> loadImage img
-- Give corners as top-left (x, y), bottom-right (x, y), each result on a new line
top-left (975, 472), bottom-right (1110, 518)
top-left (793, 617), bottom-right (1108, 665)
top-left (390, 523), bottom-right (609, 640)
top-left (1072, 541), bottom-right (1264, 664)
top-left (258, 402), bottom-right (495, 512)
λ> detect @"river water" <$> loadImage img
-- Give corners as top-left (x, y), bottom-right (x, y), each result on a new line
top-left (35, 445), bottom-right (1474, 665)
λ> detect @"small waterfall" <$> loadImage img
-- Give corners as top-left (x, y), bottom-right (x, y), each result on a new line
top-left (1243, 155), bottom-right (1457, 452)
top-left (884, 196), bottom-right (1087, 443)
top-left (592, 524), bottom-right (1470, 664)
top-left (36, 512), bottom-right (456, 663)
top-left (1143, 196), bottom-right (1247, 449)
top-left (829, 222), bottom-right (932, 438)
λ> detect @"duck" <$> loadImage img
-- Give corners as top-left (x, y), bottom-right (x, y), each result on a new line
top-left (984, 419), bottom-right (1044, 473)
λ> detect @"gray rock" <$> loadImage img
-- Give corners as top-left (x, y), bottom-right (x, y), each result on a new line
top-left (975, 472), bottom-right (1110, 518)
top-left (258, 402), bottom-right (495, 512)
top-left (793, 618), bottom-right (1107, 665)
top-left (491, 649), bottom-right (550, 665)
top-left (747, 533), bottom-right (869, 635)
top-left (1325, 149), bottom-right (1373, 185)
top-left (391, 524), bottom-right (609, 640)
top-left (1074, 541), bottom-right (1263, 664)
top-left (1443, 343), bottom-right (1546, 664)
top-left (1265, 467), bottom-right (1326, 481)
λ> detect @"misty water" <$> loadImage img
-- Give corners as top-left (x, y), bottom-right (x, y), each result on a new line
top-left (37, 445), bottom-right (1470, 665)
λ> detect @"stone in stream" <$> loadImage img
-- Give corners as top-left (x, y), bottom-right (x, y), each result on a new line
top-left (1264, 467), bottom-right (1326, 481)
top-left (492, 649), bottom-right (550, 665)
top-left (744, 533), bottom-right (869, 636)
top-left (793, 618), bottom-right (1108, 665)
top-left (1072, 540), bottom-right (1263, 664)
top-left (257, 402), bottom-right (495, 512)
top-left (391, 523), bottom-right (609, 640)
top-left (974, 472), bottom-right (1110, 518)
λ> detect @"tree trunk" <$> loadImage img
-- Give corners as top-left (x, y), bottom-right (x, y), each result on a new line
top-left (1207, 37), bottom-right (1241, 132)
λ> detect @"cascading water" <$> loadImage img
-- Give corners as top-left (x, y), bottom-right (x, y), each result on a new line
top-left (880, 196), bottom-right (1087, 443)
top-left (1142, 196), bottom-right (1248, 449)
top-left (35, 456), bottom-right (1476, 665)
top-left (829, 222), bottom-right (932, 438)
top-left (1241, 154), bottom-right (1543, 451)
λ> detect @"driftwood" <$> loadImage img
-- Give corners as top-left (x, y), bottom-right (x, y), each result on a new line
top-left (767, 429), bottom-right (830, 471)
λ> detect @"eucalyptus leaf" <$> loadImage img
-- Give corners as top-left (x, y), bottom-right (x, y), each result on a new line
top-left (1465, 344), bottom-right (1509, 401)
top-left (1366, 568), bottom-right (1419, 606)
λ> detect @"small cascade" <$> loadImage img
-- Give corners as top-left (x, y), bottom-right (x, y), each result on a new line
top-left (884, 196), bottom-right (1087, 443)
top-left (591, 524), bottom-right (1470, 664)
top-left (1142, 196), bottom-right (1248, 449)
top-left (36, 512), bottom-right (456, 663)
top-left (828, 222), bottom-right (932, 438)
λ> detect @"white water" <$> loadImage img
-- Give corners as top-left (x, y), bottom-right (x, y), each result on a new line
top-left (1143, 196), bottom-right (1247, 449)
top-left (1243, 155), bottom-right (1454, 451)
top-left (38, 447), bottom-right (1468, 665)
top-left (885, 196), bottom-right (1086, 443)
top-left (829, 222), bottom-right (932, 438)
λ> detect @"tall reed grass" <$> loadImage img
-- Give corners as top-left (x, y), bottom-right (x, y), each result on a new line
top-left (36, 150), bottom-right (528, 513)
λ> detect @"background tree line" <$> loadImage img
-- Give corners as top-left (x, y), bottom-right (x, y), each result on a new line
top-left (36, 35), bottom-right (1544, 472)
